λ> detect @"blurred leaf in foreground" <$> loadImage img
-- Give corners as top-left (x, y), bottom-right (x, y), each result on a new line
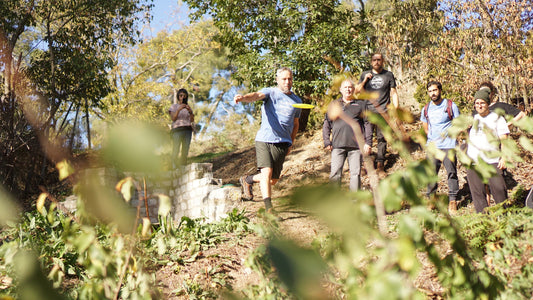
top-left (102, 121), bottom-right (167, 172)
top-left (267, 238), bottom-right (329, 300)
top-left (77, 172), bottom-right (136, 234)
top-left (14, 251), bottom-right (67, 300)
top-left (0, 186), bottom-right (20, 226)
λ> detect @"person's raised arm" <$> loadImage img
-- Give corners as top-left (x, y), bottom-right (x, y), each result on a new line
top-left (354, 72), bottom-right (372, 94)
top-left (234, 92), bottom-right (266, 104)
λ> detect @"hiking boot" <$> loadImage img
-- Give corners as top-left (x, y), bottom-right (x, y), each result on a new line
top-left (376, 161), bottom-right (386, 178)
top-left (360, 166), bottom-right (367, 176)
top-left (239, 175), bottom-right (253, 201)
top-left (448, 200), bottom-right (458, 214)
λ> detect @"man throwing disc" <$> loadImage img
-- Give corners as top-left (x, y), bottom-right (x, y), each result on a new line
top-left (234, 67), bottom-right (302, 212)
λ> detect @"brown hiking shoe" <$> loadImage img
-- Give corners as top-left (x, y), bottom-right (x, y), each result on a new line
top-left (376, 161), bottom-right (386, 178)
top-left (448, 200), bottom-right (458, 214)
top-left (240, 176), bottom-right (253, 201)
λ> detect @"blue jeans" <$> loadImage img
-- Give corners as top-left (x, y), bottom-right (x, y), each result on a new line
top-left (330, 148), bottom-right (362, 191)
top-left (171, 128), bottom-right (192, 167)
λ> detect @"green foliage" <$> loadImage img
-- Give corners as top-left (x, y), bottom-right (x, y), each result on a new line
top-left (368, 0), bottom-right (533, 114)
top-left (0, 140), bottom-right (254, 300)
top-left (267, 238), bottom-right (328, 299)
top-left (184, 0), bottom-right (370, 104)
top-left (457, 207), bottom-right (533, 298)
top-left (1, 0), bottom-right (152, 197)
top-left (101, 121), bottom-right (168, 173)
top-left (0, 204), bottom-right (155, 299)
top-left (148, 209), bottom-right (252, 263)
top-left (98, 20), bottom-right (232, 133)
top-left (239, 113), bottom-right (533, 299)
top-left (266, 183), bottom-right (509, 299)
top-left (242, 244), bottom-right (291, 299)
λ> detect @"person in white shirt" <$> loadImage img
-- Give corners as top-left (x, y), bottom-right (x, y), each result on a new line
top-left (466, 87), bottom-right (509, 213)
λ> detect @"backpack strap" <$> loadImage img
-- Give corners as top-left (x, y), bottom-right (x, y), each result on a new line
top-left (424, 99), bottom-right (454, 125)
top-left (446, 99), bottom-right (454, 121)
top-left (423, 103), bottom-right (429, 122)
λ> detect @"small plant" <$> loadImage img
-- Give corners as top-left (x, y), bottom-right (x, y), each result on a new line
top-left (457, 206), bottom-right (533, 298)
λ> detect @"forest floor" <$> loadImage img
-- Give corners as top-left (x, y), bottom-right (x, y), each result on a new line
top-left (155, 121), bottom-right (533, 299)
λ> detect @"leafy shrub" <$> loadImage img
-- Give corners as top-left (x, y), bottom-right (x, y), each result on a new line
top-left (0, 183), bottom-right (253, 299)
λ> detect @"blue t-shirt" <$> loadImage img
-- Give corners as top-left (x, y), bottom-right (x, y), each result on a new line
top-left (255, 87), bottom-right (302, 145)
top-left (420, 99), bottom-right (460, 149)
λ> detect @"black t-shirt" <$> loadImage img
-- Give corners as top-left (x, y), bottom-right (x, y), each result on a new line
top-left (358, 69), bottom-right (396, 112)
top-left (323, 99), bottom-right (372, 149)
top-left (489, 102), bottom-right (522, 117)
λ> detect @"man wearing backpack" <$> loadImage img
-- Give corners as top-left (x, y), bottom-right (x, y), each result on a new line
top-left (421, 81), bottom-right (461, 212)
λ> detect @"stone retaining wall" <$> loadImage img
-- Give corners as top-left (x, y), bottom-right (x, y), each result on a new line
top-left (65, 164), bottom-right (241, 224)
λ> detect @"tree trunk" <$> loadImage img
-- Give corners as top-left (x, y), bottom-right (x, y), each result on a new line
top-left (522, 86), bottom-right (530, 113)
top-left (2, 43), bottom-right (16, 192)
top-left (70, 105), bottom-right (80, 151)
top-left (85, 98), bottom-right (91, 149)
top-left (58, 101), bottom-right (75, 136)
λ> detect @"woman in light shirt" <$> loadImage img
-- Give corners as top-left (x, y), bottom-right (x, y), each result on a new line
top-left (168, 89), bottom-right (194, 167)
top-left (466, 87), bottom-right (509, 213)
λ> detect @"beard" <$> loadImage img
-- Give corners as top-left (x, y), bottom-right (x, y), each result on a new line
top-left (431, 95), bottom-right (441, 102)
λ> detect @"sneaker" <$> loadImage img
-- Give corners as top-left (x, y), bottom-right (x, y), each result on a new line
top-left (239, 175), bottom-right (253, 201)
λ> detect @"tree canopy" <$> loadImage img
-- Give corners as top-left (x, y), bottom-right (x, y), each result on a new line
top-left (0, 0), bottom-right (152, 198)
top-left (96, 20), bottom-right (234, 145)
top-left (184, 0), bottom-right (371, 106)
top-left (367, 0), bottom-right (533, 109)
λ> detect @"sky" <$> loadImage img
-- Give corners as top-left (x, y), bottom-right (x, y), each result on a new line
top-left (145, 0), bottom-right (191, 37)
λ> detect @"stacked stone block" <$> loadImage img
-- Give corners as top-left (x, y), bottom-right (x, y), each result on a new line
top-left (69, 163), bottom-right (240, 225)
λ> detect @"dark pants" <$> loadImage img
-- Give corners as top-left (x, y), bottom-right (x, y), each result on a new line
top-left (466, 163), bottom-right (507, 213)
top-left (372, 124), bottom-right (387, 164)
top-left (171, 128), bottom-right (192, 167)
top-left (426, 149), bottom-right (459, 201)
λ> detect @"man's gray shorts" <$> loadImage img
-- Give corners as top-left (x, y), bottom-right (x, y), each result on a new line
top-left (255, 141), bottom-right (290, 180)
